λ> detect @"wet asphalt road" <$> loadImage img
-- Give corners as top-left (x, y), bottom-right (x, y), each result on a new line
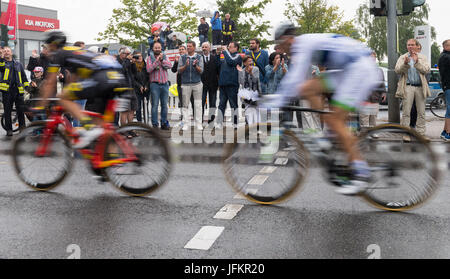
top-left (0, 130), bottom-right (449, 259)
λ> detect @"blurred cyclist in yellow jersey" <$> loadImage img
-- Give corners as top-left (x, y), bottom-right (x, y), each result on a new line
top-left (40, 30), bottom-right (128, 149)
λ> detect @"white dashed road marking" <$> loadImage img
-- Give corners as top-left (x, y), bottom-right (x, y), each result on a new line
top-left (214, 204), bottom-right (244, 220)
top-left (274, 158), bottom-right (289, 165)
top-left (247, 175), bottom-right (269, 185)
top-left (184, 226), bottom-right (225, 251)
top-left (260, 166), bottom-right (277, 174)
top-left (276, 151), bottom-right (289, 157)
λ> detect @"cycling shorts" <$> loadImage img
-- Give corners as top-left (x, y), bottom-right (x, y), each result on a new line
top-left (319, 56), bottom-right (379, 112)
top-left (64, 70), bottom-right (128, 102)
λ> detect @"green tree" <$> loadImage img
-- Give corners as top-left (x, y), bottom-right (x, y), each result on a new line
top-left (356, 3), bottom-right (438, 61)
top-left (97, 0), bottom-right (198, 49)
top-left (284, 0), bottom-right (360, 39)
top-left (216, 0), bottom-right (272, 48)
top-left (431, 42), bottom-right (441, 67)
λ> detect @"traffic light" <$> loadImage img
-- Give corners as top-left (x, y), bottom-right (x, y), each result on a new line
top-left (370, 0), bottom-right (387, 17)
top-left (0, 24), bottom-right (15, 49)
top-left (401, 0), bottom-right (426, 16)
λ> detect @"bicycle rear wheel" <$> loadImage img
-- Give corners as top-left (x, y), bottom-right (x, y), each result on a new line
top-left (430, 95), bottom-right (446, 119)
top-left (223, 123), bottom-right (310, 205)
top-left (359, 124), bottom-right (440, 211)
top-left (12, 121), bottom-right (73, 191)
top-left (102, 123), bottom-right (172, 197)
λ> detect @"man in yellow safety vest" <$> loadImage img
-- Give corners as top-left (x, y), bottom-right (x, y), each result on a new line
top-left (222, 14), bottom-right (236, 47)
top-left (0, 46), bottom-right (30, 137)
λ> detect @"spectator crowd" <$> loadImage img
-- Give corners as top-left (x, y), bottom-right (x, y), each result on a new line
top-left (0, 10), bottom-right (448, 143)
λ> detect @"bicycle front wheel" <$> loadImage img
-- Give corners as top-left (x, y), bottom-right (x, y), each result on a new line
top-left (12, 121), bottom-right (74, 191)
top-left (430, 95), bottom-right (446, 119)
top-left (223, 123), bottom-right (310, 205)
top-left (359, 124), bottom-right (440, 211)
top-left (102, 123), bottom-right (172, 197)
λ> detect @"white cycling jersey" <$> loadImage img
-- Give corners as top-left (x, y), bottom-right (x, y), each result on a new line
top-left (271, 33), bottom-right (379, 111)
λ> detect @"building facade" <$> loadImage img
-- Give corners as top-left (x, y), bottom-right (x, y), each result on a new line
top-left (1, 2), bottom-right (59, 68)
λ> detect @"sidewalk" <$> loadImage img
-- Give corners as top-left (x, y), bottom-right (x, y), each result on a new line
top-left (165, 107), bottom-right (447, 141)
top-left (377, 114), bottom-right (446, 142)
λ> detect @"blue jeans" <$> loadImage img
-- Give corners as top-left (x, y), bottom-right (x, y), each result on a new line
top-left (199, 35), bottom-right (208, 45)
top-left (150, 82), bottom-right (169, 127)
top-left (218, 85), bottom-right (239, 125)
top-left (446, 89), bottom-right (450, 119)
top-left (73, 99), bottom-right (87, 127)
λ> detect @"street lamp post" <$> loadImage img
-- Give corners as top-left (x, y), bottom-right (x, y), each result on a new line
top-left (387, 0), bottom-right (400, 123)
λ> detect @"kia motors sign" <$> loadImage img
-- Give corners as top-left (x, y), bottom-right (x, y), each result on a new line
top-left (18, 14), bottom-right (59, 32)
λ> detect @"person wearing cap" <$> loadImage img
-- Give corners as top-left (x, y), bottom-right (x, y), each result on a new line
top-left (148, 27), bottom-right (165, 54)
top-left (27, 67), bottom-right (46, 122)
top-left (29, 67), bottom-right (44, 98)
top-left (211, 11), bottom-right (222, 46)
top-left (268, 23), bottom-right (380, 196)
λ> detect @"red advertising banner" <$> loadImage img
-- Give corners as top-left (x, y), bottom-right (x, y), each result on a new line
top-left (18, 14), bottom-right (60, 32)
top-left (1, 0), bottom-right (17, 40)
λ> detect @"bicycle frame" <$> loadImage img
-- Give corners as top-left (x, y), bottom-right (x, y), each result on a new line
top-left (279, 106), bottom-right (354, 185)
top-left (34, 99), bottom-right (139, 170)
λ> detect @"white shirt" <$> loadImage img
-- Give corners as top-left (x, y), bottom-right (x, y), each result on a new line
top-left (270, 33), bottom-right (373, 108)
top-left (203, 54), bottom-right (210, 63)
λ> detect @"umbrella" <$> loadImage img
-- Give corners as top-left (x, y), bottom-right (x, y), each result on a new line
top-left (152, 22), bottom-right (168, 31)
top-left (168, 32), bottom-right (187, 43)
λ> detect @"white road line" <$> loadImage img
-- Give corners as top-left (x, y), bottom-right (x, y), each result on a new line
top-left (247, 175), bottom-right (269, 185)
top-left (233, 188), bottom-right (259, 199)
top-left (276, 151), bottom-right (289, 157)
top-left (274, 158), bottom-right (289, 165)
top-left (184, 226), bottom-right (225, 251)
top-left (214, 204), bottom-right (244, 220)
top-left (260, 166), bottom-right (277, 174)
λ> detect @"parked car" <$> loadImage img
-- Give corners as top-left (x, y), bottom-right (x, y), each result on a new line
top-left (427, 68), bottom-right (445, 104)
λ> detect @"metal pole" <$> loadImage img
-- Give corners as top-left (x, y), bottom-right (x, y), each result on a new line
top-left (387, 0), bottom-right (400, 123)
top-left (16, 0), bottom-right (20, 61)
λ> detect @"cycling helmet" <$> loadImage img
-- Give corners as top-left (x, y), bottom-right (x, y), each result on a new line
top-left (274, 22), bottom-right (298, 42)
top-left (43, 30), bottom-right (67, 47)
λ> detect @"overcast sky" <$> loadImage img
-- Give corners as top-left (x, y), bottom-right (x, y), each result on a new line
top-left (15, 0), bottom-right (449, 49)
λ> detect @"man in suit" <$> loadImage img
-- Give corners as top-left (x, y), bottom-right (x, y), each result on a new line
top-left (201, 42), bottom-right (220, 125)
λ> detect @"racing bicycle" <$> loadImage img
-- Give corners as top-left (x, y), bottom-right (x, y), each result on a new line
top-left (223, 104), bottom-right (441, 212)
top-left (12, 98), bottom-right (172, 197)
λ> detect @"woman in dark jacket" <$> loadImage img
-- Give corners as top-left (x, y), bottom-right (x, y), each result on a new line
top-left (133, 52), bottom-right (149, 122)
